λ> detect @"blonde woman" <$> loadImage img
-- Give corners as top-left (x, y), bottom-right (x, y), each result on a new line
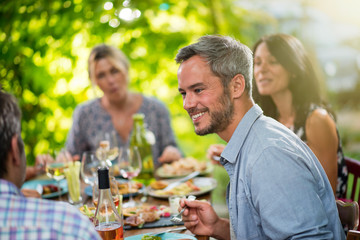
top-left (66, 44), bottom-right (181, 168)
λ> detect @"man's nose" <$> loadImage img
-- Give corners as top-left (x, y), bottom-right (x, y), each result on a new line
top-left (183, 94), bottom-right (196, 110)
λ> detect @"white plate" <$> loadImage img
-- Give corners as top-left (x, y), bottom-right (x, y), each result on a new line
top-left (126, 232), bottom-right (197, 240)
top-left (147, 177), bottom-right (217, 199)
top-left (156, 163), bottom-right (213, 179)
top-left (21, 179), bottom-right (68, 199)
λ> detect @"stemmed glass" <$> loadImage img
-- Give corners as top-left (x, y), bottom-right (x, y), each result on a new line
top-left (45, 149), bottom-right (70, 200)
top-left (95, 131), bottom-right (119, 170)
top-left (118, 146), bottom-right (142, 208)
top-left (81, 151), bottom-right (100, 187)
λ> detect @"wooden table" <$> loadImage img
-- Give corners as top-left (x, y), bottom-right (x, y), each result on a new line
top-left (56, 178), bottom-right (210, 240)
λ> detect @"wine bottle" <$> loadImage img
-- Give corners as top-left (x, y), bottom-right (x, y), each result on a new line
top-left (130, 113), bottom-right (155, 185)
top-left (94, 167), bottom-right (124, 240)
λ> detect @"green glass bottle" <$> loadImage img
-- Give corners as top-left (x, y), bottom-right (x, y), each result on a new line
top-left (130, 113), bottom-right (155, 185)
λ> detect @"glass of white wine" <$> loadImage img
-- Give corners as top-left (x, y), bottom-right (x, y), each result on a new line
top-left (95, 131), bottom-right (119, 172)
top-left (46, 149), bottom-right (70, 200)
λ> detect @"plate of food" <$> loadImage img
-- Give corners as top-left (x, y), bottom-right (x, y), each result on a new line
top-left (21, 179), bottom-right (68, 199)
top-left (84, 179), bottom-right (144, 198)
top-left (147, 177), bottom-right (217, 199)
top-left (78, 203), bottom-right (178, 229)
top-left (126, 233), bottom-right (197, 240)
top-left (123, 204), bottom-right (174, 228)
top-left (156, 157), bottom-right (213, 179)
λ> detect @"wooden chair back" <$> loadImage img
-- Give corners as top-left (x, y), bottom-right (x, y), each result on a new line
top-left (345, 157), bottom-right (360, 201)
top-left (337, 199), bottom-right (359, 231)
top-left (347, 230), bottom-right (360, 240)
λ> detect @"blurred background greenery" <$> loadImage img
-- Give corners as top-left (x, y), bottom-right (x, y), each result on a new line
top-left (0, 0), bottom-right (272, 164)
top-left (1, 0), bottom-right (360, 208)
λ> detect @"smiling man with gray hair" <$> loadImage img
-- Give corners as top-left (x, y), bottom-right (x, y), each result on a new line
top-left (175, 35), bottom-right (345, 240)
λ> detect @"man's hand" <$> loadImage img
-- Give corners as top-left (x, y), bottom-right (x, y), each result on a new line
top-left (158, 146), bottom-right (182, 163)
top-left (21, 189), bottom-right (41, 199)
top-left (179, 199), bottom-right (230, 239)
top-left (206, 144), bottom-right (225, 165)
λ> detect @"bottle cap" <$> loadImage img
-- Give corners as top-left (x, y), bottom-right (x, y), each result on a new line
top-left (98, 167), bottom-right (110, 189)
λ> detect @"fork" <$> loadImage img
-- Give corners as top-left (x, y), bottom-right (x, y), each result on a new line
top-left (170, 196), bottom-right (196, 223)
top-left (170, 206), bottom-right (187, 223)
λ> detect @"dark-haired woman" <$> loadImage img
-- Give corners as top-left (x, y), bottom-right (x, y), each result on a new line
top-left (252, 33), bottom-right (347, 198)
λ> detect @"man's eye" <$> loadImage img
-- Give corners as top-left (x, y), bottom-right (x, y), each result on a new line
top-left (195, 89), bottom-right (202, 93)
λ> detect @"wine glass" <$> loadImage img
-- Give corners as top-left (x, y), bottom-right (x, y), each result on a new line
top-left (118, 146), bottom-right (142, 208)
top-left (45, 149), bottom-right (70, 200)
top-left (95, 131), bottom-right (120, 170)
top-left (81, 151), bottom-right (100, 187)
top-left (92, 176), bottom-right (120, 208)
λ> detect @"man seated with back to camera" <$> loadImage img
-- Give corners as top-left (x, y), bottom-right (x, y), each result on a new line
top-left (0, 90), bottom-right (101, 240)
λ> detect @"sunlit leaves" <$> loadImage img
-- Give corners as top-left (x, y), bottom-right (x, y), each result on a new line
top-left (1, 0), bottom-right (267, 165)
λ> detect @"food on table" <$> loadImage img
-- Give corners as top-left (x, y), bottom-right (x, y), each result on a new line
top-left (112, 165), bottom-right (120, 176)
top-left (117, 181), bottom-right (143, 195)
top-left (124, 215), bottom-right (145, 227)
top-left (79, 203), bottom-right (171, 228)
top-left (42, 184), bottom-right (60, 195)
top-left (141, 235), bottom-right (161, 240)
top-left (140, 208), bottom-right (160, 223)
top-left (79, 205), bottom-right (96, 222)
top-left (123, 204), bottom-right (171, 227)
top-left (123, 207), bottom-right (139, 217)
top-left (160, 157), bottom-right (207, 176)
top-left (150, 180), bottom-right (168, 190)
top-left (153, 180), bottom-right (200, 196)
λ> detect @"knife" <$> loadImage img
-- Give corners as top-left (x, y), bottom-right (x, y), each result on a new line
top-left (148, 226), bottom-right (187, 236)
top-left (163, 171), bottom-right (200, 191)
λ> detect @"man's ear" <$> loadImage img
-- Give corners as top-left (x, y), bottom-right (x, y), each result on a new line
top-left (10, 135), bottom-right (21, 166)
top-left (231, 74), bottom-right (246, 99)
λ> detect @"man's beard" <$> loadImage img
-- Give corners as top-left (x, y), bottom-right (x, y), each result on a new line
top-left (194, 88), bottom-right (234, 136)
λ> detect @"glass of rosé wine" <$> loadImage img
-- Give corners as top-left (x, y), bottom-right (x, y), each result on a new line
top-left (117, 146), bottom-right (142, 207)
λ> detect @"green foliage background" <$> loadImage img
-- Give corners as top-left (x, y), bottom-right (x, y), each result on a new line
top-left (0, 0), bottom-right (274, 165)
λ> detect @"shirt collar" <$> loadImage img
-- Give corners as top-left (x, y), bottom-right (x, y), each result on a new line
top-left (221, 104), bottom-right (263, 164)
top-left (0, 179), bottom-right (23, 196)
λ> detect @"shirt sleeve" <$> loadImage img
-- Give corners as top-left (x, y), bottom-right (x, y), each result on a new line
top-left (248, 147), bottom-right (334, 239)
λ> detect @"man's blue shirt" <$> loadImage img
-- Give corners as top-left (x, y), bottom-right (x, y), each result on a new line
top-left (221, 104), bottom-right (345, 239)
